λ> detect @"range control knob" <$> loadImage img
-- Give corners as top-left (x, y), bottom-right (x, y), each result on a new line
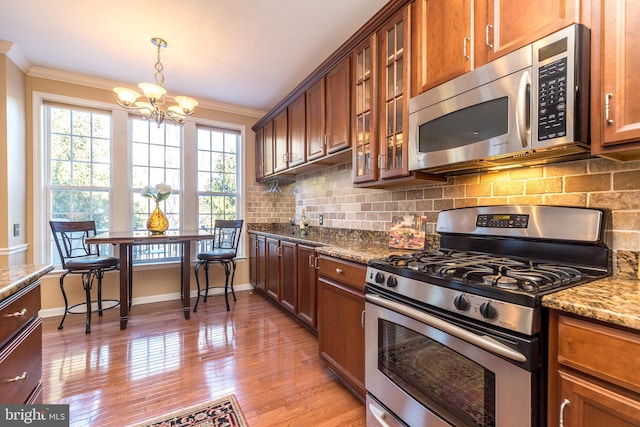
top-left (453, 294), bottom-right (470, 311)
top-left (479, 302), bottom-right (498, 319)
top-left (386, 276), bottom-right (398, 288)
top-left (374, 272), bottom-right (385, 284)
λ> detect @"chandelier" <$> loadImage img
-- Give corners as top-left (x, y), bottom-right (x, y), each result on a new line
top-left (113, 37), bottom-right (198, 126)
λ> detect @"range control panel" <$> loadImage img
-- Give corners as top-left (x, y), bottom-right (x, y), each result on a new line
top-left (476, 214), bottom-right (529, 228)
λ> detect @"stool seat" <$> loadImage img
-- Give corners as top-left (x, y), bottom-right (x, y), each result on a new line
top-left (49, 220), bottom-right (120, 333)
top-left (194, 220), bottom-right (243, 312)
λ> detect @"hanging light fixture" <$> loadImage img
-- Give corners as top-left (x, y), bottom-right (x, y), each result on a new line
top-left (113, 37), bottom-right (198, 126)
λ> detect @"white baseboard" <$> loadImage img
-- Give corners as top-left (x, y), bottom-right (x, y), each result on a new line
top-left (39, 283), bottom-right (254, 318)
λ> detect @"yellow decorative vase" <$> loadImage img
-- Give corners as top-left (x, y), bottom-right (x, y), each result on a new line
top-left (146, 201), bottom-right (169, 234)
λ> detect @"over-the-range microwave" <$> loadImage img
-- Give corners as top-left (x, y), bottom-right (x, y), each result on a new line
top-left (409, 24), bottom-right (590, 175)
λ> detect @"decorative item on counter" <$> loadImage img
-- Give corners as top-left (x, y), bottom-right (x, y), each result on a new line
top-left (142, 183), bottom-right (172, 234)
top-left (389, 214), bottom-right (427, 249)
top-left (289, 217), bottom-right (296, 235)
top-left (300, 209), bottom-right (310, 236)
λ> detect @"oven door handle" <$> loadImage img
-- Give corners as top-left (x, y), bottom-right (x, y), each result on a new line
top-left (366, 294), bottom-right (527, 363)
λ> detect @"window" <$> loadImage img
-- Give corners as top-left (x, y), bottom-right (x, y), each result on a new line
top-left (197, 125), bottom-right (240, 228)
top-left (45, 103), bottom-right (112, 264)
top-left (131, 119), bottom-right (182, 263)
top-left (37, 94), bottom-right (245, 266)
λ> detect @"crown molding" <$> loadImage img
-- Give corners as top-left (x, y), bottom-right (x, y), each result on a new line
top-left (0, 40), bottom-right (31, 73)
top-left (27, 65), bottom-right (266, 119)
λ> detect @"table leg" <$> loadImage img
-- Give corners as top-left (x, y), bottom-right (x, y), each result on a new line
top-left (182, 241), bottom-right (191, 319)
top-left (119, 243), bottom-right (131, 329)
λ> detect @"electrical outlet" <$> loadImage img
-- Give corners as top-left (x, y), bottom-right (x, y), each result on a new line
top-left (319, 214), bottom-right (324, 226)
top-left (13, 224), bottom-right (19, 237)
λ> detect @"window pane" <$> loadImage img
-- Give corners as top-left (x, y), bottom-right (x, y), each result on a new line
top-left (196, 126), bottom-right (240, 230)
top-left (46, 104), bottom-right (112, 262)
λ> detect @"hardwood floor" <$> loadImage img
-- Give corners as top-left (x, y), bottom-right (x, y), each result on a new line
top-left (41, 290), bottom-right (366, 426)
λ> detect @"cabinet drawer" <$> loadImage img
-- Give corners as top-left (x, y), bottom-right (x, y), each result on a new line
top-left (319, 256), bottom-right (366, 291)
top-left (0, 319), bottom-right (42, 404)
top-left (0, 283), bottom-right (41, 347)
top-left (558, 314), bottom-right (640, 393)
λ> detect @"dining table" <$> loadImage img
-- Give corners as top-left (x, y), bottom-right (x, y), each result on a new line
top-left (86, 229), bottom-right (212, 330)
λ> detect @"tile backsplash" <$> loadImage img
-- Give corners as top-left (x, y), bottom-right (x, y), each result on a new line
top-left (246, 156), bottom-right (640, 278)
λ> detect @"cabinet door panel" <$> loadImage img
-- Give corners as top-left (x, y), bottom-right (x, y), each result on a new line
top-left (279, 240), bottom-right (297, 313)
top-left (558, 370), bottom-right (640, 427)
top-left (288, 95), bottom-right (306, 167)
top-left (306, 79), bottom-right (326, 161)
top-left (273, 110), bottom-right (288, 172)
top-left (353, 35), bottom-right (378, 183)
top-left (265, 238), bottom-right (280, 300)
top-left (413, 0), bottom-right (471, 94)
top-left (480, 0), bottom-right (579, 65)
top-left (326, 58), bottom-right (351, 153)
top-left (296, 244), bottom-right (317, 329)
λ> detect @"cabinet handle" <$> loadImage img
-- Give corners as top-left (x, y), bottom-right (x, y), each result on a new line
top-left (335, 268), bottom-right (343, 274)
top-left (559, 398), bottom-right (570, 427)
top-left (314, 256), bottom-right (320, 270)
top-left (308, 255), bottom-right (314, 267)
top-left (4, 372), bottom-right (28, 383)
top-left (283, 153), bottom-right (288, 163)
top-left (485, 24), bottom-right (494, 49)
top-left (605, 93), bottom-right (614, 125)
top-left (377, 154), bottom-right (384, 169)
top-left (463, 37), bottom-right (470, 60)
top-left (361, 310), bottom-right (365, 328)
top-left (278, 246), bottom-right (282, 256)
top-left (5, 308), bottom-right (28, 318)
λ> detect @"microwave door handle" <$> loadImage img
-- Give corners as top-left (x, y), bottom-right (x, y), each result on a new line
top-left (516, 70), bottom-right (531, 148)
top-left (366, 294), bottom-right (527, 363)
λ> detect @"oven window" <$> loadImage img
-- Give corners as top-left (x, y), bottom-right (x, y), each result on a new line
top-left (378, 319), bottom-right (496, 427)
top-left (418, 97), bottom-right (508, 153)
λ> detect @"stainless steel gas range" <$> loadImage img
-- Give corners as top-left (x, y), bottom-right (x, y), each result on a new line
top-left (364, 205), bottom-right (610, 427)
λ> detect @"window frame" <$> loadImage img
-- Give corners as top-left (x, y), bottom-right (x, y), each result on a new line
top-left (32, 92), bottom-right (246, 266)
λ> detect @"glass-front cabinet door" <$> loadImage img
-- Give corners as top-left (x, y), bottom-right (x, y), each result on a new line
top-left (352, 34), bottom-right (377, 183)
top-left (379, 7), bottom-right (409, 180)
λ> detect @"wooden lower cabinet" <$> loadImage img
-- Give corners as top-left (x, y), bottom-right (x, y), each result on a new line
top-left (548, 310), bottom-right (640, 426)
top-left (296, 244), bottom-right (318, 329)
top-left (0, 281), bottom-right (43, 404)
top-left (279, 240), bottom-right (297, 314)
top-left (317, 255), bottom-right (366, 401)
top-left (265, 237), bottom-right (280, 301)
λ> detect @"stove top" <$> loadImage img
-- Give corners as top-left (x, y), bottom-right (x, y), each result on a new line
top-left (365, 205), bottom-right (611, 335)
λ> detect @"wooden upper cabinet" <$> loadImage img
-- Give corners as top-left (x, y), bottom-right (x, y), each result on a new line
top-left (306, 78), bottom-right (326, 161)
top-left (591, 0), bottom-right (640, 159)
top-left (412, 0), bottom-right (472, 95)
top-left (378, 6), bottom-right (410, 179)
top-left (352, 34), bottom-right (378, 184)
top-left (288, 94), bottom-right (306, 167)
top-left (273, 110), bottom-right (288, 173)
top-left (262, 120), bottom-right (274, 177)
top-left (325, 57), bottom-right (351, 154)
top-left (476, 0), bottom-right (580, 66)
top-left (254, 128), bottom-right (264, 180)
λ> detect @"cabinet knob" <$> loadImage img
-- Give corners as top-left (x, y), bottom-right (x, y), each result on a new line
top-left (335, 268), bottom-right (343, 274)
top-left (5, 308), bottom-right (28, 318)
top-left (485, 24), bottom-right (494, 49)
top-left (4, 372), bottom-right (28, 383)
top-left (559, 398), bottom-right (570, 427)
top-left (605, 93), bottom-right (614, 125)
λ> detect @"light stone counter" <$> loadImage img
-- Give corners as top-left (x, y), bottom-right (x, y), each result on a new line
top-left (0, 264), bottom-right (54, 301)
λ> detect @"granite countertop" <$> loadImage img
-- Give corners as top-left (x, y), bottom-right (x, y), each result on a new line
top-left (0, 264), bottom-right (54, 301)
top-left (249, 226), bottom-right (640, 332)
top-left (542, 277), bottom-right (640, 332)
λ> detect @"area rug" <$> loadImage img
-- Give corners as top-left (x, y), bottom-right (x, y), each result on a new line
top-left (129, 394), bottom-right (248, 427)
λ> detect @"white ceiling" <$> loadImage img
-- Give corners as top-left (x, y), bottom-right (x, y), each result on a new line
top-left (0, 0), bottom-right (389, 114)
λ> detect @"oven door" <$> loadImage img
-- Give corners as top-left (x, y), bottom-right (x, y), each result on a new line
top-left (365, 293), bottom-right (535, 427)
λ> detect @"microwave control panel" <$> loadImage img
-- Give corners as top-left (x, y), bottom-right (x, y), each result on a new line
top-left (538, 57), bottom-right (568, 141)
